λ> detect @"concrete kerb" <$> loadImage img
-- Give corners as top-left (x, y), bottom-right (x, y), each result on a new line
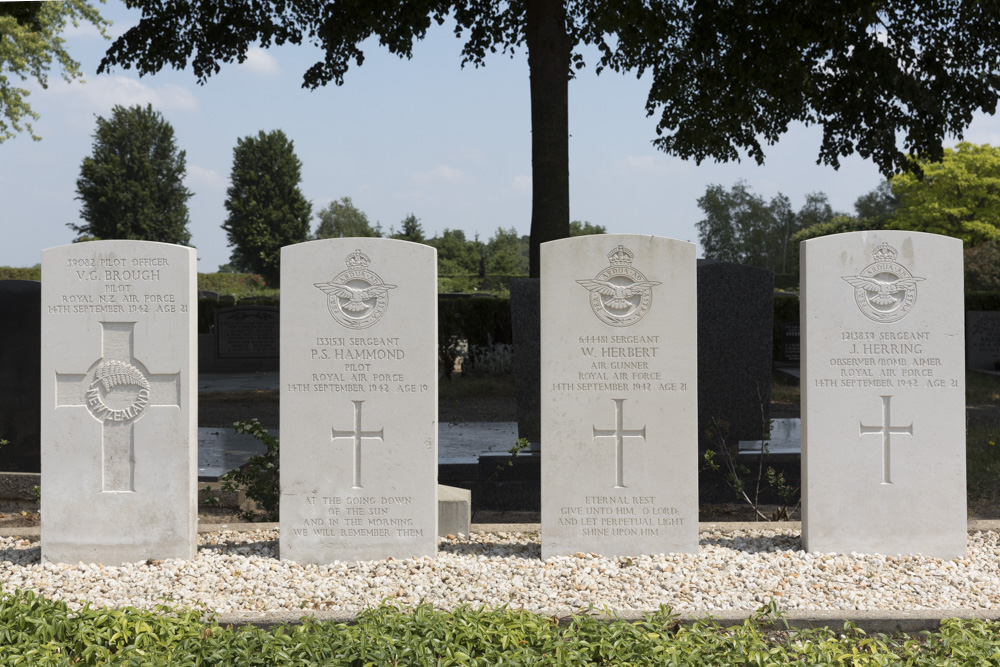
top-left (3, 520), bottom-right (999, 632)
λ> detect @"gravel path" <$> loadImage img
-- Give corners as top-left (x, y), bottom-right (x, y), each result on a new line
top-left (3, 527), bottom-right (1000, 617)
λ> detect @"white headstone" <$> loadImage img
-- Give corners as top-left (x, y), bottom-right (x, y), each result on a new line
top-left (801, 231), bottom-right (966, 558)
top-left (279, 239), bottom-right (437, 563)
top-left (541, 234), bottom-right (699, 558)
top-left (41, 241), bottom-right (197, 564)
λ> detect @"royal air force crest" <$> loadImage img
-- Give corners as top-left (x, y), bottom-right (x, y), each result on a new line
top-left (576, 245), bottom-right (661, 327)
top-left (315, 250), bottom-right (396, 329)
top-left (841, 242), bottom-right (924, 323)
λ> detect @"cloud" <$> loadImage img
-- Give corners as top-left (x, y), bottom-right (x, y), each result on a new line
top-left (185, 165), bottom-right (227, 191)
top-left (619, 154), bottom-right (668, 173)
top-left (511, 174), bottom-right (531, 194)
top-left (411, 164), bottom-right (469, 186)
top-left (241, 47), bottom-right (280, 76)
top-left (45, 75), bottom-right (199, 114)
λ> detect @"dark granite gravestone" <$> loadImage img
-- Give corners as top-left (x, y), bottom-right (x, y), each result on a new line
top-left (510, 278), bottom-right (540, 449)
top-left (966, 311), bottom-right (1000, 371)
top-left (213, 306), bottom-right (279, 371)
top-left (0, 281), bottom-right (41, 472)
top-left (697, 261), bottom-right (774, 452)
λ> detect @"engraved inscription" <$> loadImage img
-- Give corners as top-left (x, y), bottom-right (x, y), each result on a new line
top-left (331, 400), bottom-right (384, 489)
top-left (55, 322), bottom-right (181, 492)
top-left (315, 250), bottom-right (396, 329)
top-left (859, 395), bottom-right (913, 485)
top-left (842, 242), bottom-right (924, 323)
top-left (557, 496), bottom-right (685, 537)
top-left (814, 330), bottom-right (958, 390)
top-left (294, 335), bottom-right (427, 395)
top-left (290, 495), bottom-right (421, 539)
top-left (577, 245), bottom-right (661, 327)
top-left (49, 255), bottom-right (188, 315)
top-left (592, 398), bottom-right (646, 489)
top-left (550, 334), bottom-right (690, 394)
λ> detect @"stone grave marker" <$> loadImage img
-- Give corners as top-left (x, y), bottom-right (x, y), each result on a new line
top-left (41, 241), bottom-right (197, 564)
top-left (0, 281), bottom-right (41, 472)
top-left (280, 239), bottom-right (437, 563)
top-left (216, 305), bottom-right (279, 361)
top-left (966, 311), bottom-right (1000, 372)
top-left (696, 260), bottom-right (773, 454)
top-left (801, 231), bottom-right (966, 558)
top-left (780, 322), bottom-right (801, 362)
top-left (541, 234), bottom-right (698, 558)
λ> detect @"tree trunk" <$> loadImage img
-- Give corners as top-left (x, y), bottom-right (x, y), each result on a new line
top-left (526, 0), bottom-right (571, 278)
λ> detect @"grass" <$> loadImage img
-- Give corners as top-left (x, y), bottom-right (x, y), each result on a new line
top-left (4, 592), bottom-right (1000, 666)
top-left (967, 370), bottom-right (1000, 404)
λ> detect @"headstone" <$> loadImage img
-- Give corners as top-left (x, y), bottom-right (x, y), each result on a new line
top-left (41, 241), bottom-right (197, 564)
top-left (541, 235), bottom-right (699, 558)
top-left (780, 322), bottom-right (800, 362)
top-left (966, 311), bottom-right (1000, 372)
top-left (0, 281), bottom-right (41, 472)
top-left (279, 239), bottom-right (437, 562)
top-left (510, 278), bottom-right (540, 448)
top-left (696, 261), bottom-right (774, 452)
top-left (801, 231), bottom-right (966, 558)
top-left (215, 306), bottom-right (280, 362)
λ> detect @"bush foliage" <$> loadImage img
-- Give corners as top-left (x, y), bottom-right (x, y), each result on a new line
top-left (3, 592), bottom-right (1000, 665)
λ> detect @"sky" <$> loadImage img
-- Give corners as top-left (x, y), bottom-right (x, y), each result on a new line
top-left (4, 1), bottom-right (1000, 273)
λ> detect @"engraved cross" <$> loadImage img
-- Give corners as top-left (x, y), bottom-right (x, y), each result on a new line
top-left (592, 398), bottom-right (646, 489)
top-left (55, 322), bottom-right (181, 492)
top-left (859, 395), bottom-right (913, 485)
top-left (331, 400), bottom-right (384, 489)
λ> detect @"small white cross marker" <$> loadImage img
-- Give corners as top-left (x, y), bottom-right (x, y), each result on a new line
top-left (592, 398), bottom-right (646, 489)
top-left (859, 395), bottom-right (913, 485)
top-left (331, 400), bottom-right (384, 489)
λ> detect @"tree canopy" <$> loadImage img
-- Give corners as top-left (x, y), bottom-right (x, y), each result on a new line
top-left (695, 182), bottom-right (818, 274)
top-left (390, 214), bottom-right (426, 244)
top-left (222, 129), bottom-right (312, 286)
top-left (100, 1), bottom-right (1000, 274)
top-left (569, 220), bottom-right (606, 236)
top-left (314, 196), bottom-right (382, 239)
top-left (888, 142), bottom-right (1000, 245)
top-left (70, 104), bottom-right (192, 245)
top-left (0, 1), bottom-right (109, 143)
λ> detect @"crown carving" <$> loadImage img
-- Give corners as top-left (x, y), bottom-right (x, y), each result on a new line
top-left (607, 245), bottom-right (634, 267)
top-left (872, 242), bottom-right (897, 262)
top-left (345, 249), bottom-right (370, 269)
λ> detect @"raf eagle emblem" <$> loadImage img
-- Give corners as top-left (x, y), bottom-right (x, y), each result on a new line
top-left (841, 241), bottom-right (924, 323)
top-left (316, 249), bottom-right (395, 329)
top-left (577, 244), bottom-right (660, 327)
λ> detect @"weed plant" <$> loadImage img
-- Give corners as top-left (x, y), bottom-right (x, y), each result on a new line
top-left (220, 419), bottom-right (279, 521)
top-left (3, 592), bottom-right (1000, 666)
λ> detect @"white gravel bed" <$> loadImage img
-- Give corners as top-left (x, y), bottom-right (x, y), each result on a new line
top-left (1, 527), bottom-right (998, 616)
